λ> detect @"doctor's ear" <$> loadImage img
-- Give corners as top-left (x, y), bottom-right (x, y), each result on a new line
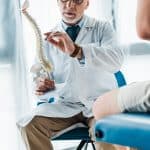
top-left (85, 0), bottom-right (89, 9)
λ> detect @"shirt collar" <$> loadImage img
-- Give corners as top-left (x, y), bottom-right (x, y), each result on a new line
top-left (61, 15), bottom-right (86, 31)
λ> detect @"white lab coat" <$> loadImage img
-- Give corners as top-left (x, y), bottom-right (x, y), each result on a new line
top-left (17, 15), bottom-right (125, 127)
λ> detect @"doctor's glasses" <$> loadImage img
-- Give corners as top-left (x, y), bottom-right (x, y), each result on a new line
top-left (59, 0), bottom-right (84, 5)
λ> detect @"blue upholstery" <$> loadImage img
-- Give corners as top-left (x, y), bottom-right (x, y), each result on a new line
top-left (95, 113), bottom-right (150, 150)
top-left (53, 126), bottom-right (89, 140)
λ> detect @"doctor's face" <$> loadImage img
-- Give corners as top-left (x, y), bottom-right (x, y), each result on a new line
top-left (57, 0), bottom-right (89, 25)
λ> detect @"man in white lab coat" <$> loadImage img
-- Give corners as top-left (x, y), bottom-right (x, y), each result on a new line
top-left (19, 0), bottom-right (125, 149)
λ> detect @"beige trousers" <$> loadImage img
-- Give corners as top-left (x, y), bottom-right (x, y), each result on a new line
top-left (20, 113), bottom-right (134, 150)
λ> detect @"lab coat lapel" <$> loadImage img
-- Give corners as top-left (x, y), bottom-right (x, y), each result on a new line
top-left (75, 16), bottom-right (95, 43)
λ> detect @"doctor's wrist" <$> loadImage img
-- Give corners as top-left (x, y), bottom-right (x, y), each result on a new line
top-left (70, 44), bottom-right (83, 59)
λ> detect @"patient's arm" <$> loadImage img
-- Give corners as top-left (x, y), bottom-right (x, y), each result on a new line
top-left (136, 0), bottom-right (150, 39)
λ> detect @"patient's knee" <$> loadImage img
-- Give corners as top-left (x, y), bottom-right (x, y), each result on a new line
top-left (93, 96), bottom-right (105, 120)
top-left (93, 89), bottom-right (120, 120)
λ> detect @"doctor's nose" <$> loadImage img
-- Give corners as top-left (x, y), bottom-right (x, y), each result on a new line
top-left (65, 0), bottom-right (76, 8)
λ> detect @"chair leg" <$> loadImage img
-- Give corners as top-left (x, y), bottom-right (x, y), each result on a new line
top-left (84, 142), bottom-right (88, 150)
top-left (77, 140), bottom-right (86, 150)
top-left (90, 141), bottom-right (96, 150)
top-left (76, 140), bottom-right (96, 150)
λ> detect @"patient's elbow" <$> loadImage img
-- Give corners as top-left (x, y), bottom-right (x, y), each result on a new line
top-left (137, 22), bottom-right (150, 40)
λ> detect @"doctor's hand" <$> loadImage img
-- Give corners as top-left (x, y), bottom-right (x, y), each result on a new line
top-left (35, 77), bottom-right (55, 96)
top-left (44, 31), bottom-right (75, 55)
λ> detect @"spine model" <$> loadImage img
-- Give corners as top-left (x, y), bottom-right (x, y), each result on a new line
top-left (22, 4), bottom-right (53, 79)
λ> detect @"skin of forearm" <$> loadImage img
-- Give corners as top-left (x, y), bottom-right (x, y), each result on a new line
top-left (136, 0), bottom-right (150, 40)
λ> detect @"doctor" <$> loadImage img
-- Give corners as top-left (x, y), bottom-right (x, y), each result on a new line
top-left (19, 0), bottom-right (125, 150)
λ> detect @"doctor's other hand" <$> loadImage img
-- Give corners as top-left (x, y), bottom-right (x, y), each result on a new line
top-left (35, 77), bottom-right (55, 96)
top-left (44, 31), bottom-right (75, 55)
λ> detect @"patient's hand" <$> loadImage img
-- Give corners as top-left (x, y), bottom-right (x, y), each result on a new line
top-left (35, 77), bottom-right (55, 95)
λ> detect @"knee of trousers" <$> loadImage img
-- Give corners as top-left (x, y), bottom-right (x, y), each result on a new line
top-left (20, 116), bottom-right (40, 135)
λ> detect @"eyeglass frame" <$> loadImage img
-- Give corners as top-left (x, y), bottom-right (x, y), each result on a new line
top-left (59, 0), bottom-right (84, 5)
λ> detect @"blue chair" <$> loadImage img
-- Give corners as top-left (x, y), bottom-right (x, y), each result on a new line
top-left (95, 113), bottom-right (150, 150)
top-left (52, 123), bottom-right (96, 150)
top-left (37, 71), bottom-right (126, 150)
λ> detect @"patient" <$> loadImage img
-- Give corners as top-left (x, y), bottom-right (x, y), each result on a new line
top-left (93, 0), bottom-right (150, 149)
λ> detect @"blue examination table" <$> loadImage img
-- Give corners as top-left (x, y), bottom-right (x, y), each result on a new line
top-left (95, 113), bottom-right (150, 150)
